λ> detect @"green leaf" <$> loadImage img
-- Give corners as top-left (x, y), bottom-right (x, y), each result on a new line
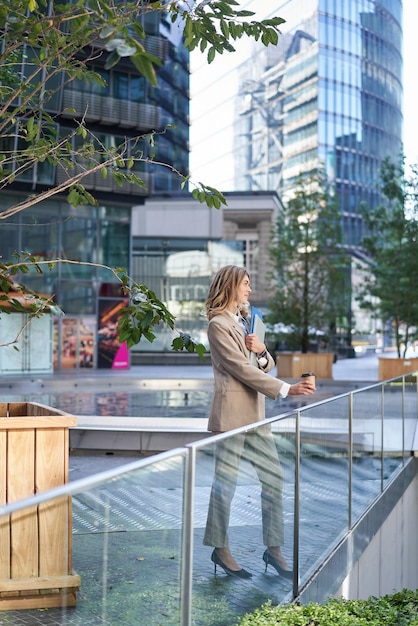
top-left (143, 327), bottom-right (156, 342)
top-left (130, 52), bottom-right (158, 86)
top-left (220, 19), bottom-right (229, 38)
top-left (195, 343), bottom-right (207, 360)
top-left (171, 336), bottom-right (184, 351)
top-left (207, 46), bottom-right (216, 63)
top-left (104, 50), bottom-right (120, 70)
top-left (140, 309), bottom-right (154, 329)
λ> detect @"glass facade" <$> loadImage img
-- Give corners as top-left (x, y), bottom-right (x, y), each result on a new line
top-left (0, 196), bottom-right (130, 316)
top-left (0, 196), bottom-right (130, 370)
top-left (232, 0), bottom-right (403, 248)
top-left (0, 8), bottom-right (191, 368)
top-left (131, 238), bottom-right (244, 352)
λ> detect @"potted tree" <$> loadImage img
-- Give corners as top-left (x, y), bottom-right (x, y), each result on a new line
top-left (268, 171), bottom-right (350, 379)
top-left (356, 157), bottom-right (418, 380)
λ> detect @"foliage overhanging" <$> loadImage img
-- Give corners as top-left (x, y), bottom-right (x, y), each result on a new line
top-left (0, 0), bottom-right (285, 355)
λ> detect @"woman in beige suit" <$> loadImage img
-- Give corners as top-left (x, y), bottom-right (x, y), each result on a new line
top-left (203, 265), bottom-right (315, 580)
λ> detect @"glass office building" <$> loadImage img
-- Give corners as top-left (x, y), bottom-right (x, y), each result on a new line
top-left (0, 8), bottom-right (191, 370)
top-left (191, 0), bottom-right (403, 249)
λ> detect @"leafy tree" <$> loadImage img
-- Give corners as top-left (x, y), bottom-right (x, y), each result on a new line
top-left (268, 171), bottom-right (350, 354)
top-left (0, 0), bottom-right (285, 354)
top-left (356, 157), bottom-right (418, 358)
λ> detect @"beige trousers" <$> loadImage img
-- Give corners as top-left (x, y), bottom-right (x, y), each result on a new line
top-left (203, 427), bottom-right (285, 548)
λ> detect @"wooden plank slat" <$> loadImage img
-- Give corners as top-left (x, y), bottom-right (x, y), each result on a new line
top-left (35, 428), bottom-right (66, 490)
top-left (0, 416), bottom-right (77, 430)
top-left (0, 432), bottom-right (7, 506)
top-left (8, 430), bottom-right (38, 579)
top-left (0, 591), bottom-right (78, 610)
top-left (63, 429), bottom-right (73, 572)
top-left (26, 402), bottom-right (70, 417)
top-left (36, 429), bottom-right (69, 576)
top-left (0, 573), bottom-right (81, 592)
top-left (7, 403), bottom-right (28, 417)
top-left (0, 432), bottom-right (10, 580)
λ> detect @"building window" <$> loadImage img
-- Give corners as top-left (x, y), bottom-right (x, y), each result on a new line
top-left (236, 233), bottom-right (259, 289)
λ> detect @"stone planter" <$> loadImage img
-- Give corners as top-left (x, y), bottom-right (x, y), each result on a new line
top-left (276, 352), bottom-right (334, 379)
top-left (378, 356), bottom-right (418, 381)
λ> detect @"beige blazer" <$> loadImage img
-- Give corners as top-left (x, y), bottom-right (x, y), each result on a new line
top-left (207, 312), bottom-right (288, 432)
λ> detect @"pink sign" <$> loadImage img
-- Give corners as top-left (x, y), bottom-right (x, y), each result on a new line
top-left (111, 341), bottom-right (129, 369)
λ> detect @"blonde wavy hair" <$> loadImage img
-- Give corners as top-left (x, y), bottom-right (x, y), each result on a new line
top-left (205, 265), bottom-right (250, 320)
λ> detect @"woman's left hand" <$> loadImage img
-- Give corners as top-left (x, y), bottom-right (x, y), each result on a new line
top-left (288, 381), bottom-right (315, 395)
top-left (245, 333), bottom-right (266, 355)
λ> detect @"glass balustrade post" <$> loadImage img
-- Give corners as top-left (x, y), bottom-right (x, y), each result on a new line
top-left (292, 409), bottom-right (301, 600)
top-left (381, 385), bottom-right (385, 493)
top-left (402, 376), bottom-right (405, 463)
top-left (180, 445), bottom-right (195, 626)
top-left (348, 393), bottom-right (353, 530)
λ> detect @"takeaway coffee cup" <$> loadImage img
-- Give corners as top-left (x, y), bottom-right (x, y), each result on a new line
top-left (301, 372), bottom-right (316, 389)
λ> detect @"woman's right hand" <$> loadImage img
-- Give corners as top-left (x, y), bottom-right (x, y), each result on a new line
top-left (288, 380), bottom-right (315, 395)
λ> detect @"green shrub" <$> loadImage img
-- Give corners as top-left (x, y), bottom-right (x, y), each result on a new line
top-left (237, 589), bottom-right (418, 625)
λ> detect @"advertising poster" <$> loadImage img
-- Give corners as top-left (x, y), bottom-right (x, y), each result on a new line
top-left (61, 318), bottom-right (77, 369)
top-left (79, 317), bottom-right (95, 368)
top-left (56, 317), bottom-right (96, 369)
top-left (97, 298), bottom-right (129, 369)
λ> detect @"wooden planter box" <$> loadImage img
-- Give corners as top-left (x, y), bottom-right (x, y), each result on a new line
top-left (0, 402), bottom-right (80, 610)
top-left (378, 357), bottom-right (418, 381)
top-left (276, 352), bottom-right (334, 379)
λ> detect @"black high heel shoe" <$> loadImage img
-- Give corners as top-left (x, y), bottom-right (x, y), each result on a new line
top-left (262, 549), bottom-right (293, 580)
top-left (211, 549), bottom-right (252, 579)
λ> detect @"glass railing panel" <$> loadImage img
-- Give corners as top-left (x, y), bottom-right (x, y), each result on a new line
top-left (297, 395), bottom-right (350, 584)
top-left (191, 417), bottom-right (296, 625)
top-left (351, 385), bottom-right (384, 521)
top-left (271, 414), bottom-right (297, 595)
top-left (381, 380), bottom-right (407, 483)
top-left (404, 374), bottom-right (418, 459)
top-left (0, 451), bottom-right (187, 625)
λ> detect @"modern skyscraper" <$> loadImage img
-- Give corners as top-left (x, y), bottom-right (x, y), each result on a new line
top-left (0, 8), bottom-right (191, 370)
top-left (191, 0), bottom-right (403, 250)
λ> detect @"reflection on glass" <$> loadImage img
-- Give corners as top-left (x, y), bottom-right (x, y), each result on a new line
top-left (297, 397), bottom-right (349, 583)
top-left (71, 455), bottom-right (186, 624)
top-left (192, 421), bottom-right (296, 621)
top-left (352, 386), bottom-right (382, 521)
top-left (0, 454), bottom-right (187, 624)
top-left (404, 377), bottom-right (418, 462)
top-left (382, 380), bottom-right (410, 484)
top-left (203, 427), bottom-right (288, 565)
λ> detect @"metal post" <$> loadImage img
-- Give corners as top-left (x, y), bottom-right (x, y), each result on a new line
top-left (380, 384), bottom-right (385, 492)
top-left (348, 393), bottom-right (353, 530)
top-left (402, 376), bottom-right (405, 463)
top-left (180, 446), bottom-right (196, 626)
top-left (292, 410), bottom-right (301, 599)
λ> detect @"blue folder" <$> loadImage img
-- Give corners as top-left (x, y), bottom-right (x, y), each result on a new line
top-left (249, 307), bottom-right (266, 366)
top-left (250, 306), bottom-right (263, 333)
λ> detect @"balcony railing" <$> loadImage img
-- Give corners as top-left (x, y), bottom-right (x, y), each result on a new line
top-left (55, 164), bottom-right (151, 196)
top-left (61, 91), bottom-right (160, 131)
top-left (0, 373), bottom-right (416, 624)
